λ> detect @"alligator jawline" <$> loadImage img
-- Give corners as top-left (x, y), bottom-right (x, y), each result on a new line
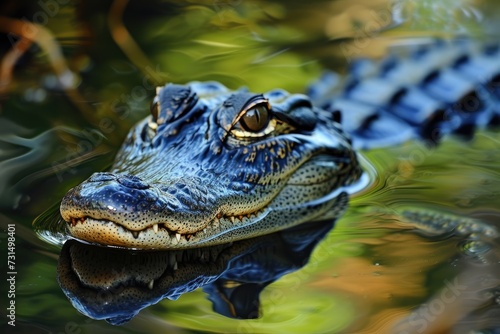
top-left (68, 210), bottom-right (265, 243)
top-left (69, 217), bottom-right (199, 241)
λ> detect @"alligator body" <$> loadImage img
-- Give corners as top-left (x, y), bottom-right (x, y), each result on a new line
top-left (58, 40), bottom-right (500, 249)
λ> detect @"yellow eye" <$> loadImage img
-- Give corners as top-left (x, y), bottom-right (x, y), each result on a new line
top-left (239, 104), bottom-right (269, 132)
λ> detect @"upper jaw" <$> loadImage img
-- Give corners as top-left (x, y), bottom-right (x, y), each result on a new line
top-left (59, 172), bottom-right (218, 234)
top-left (59, 157), bottom-right (352, 250)
top-left (59, 172), bottom-right (271, 248)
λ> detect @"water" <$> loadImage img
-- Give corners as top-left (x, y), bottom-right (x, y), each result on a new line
top-left (2, 0), bottom-right (500, 333)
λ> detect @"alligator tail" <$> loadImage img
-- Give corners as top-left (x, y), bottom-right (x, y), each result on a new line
top-left (308, 40), bottom-right (500, 149)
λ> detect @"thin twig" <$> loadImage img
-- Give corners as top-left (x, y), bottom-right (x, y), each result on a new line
top-left (0, 37), bottom-right (32, 93)
top-left (108, 0), bottom-right (165, 86)
top-left (0, 16), bottom-right (96, 119)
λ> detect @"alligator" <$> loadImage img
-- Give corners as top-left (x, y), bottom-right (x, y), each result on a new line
top-left (58, 78), bottom-right (361, 249)
top-left (57, 40), bottom-right (500, 250)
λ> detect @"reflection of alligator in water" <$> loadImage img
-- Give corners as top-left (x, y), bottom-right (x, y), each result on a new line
top-left (55, 40), bottom-right (500, 250)
top-left (33, 40), bottom-right (500, 330)
top-left (57, 217), bottom-right (340, 325)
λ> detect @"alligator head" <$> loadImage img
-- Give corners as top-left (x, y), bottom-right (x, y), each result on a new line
top-left (60, 82), bottom-right (361, 249)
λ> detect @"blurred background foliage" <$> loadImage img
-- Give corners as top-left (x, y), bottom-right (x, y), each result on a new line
top-left (1, 0), bottom-right (500, 333)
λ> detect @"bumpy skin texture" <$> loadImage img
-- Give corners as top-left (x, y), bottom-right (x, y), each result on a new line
top-left (60, 82), bottom-right (361, 249)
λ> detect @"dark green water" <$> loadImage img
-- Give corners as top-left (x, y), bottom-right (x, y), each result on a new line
top-left (1, 0), bottom-right (500, 333)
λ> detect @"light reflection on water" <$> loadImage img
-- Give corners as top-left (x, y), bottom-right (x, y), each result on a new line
top-left (2, 0), bottom-right (500, 333)
top-left (342, 135), bottom-right (500, 333)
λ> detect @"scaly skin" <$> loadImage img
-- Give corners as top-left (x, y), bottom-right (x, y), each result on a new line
top-left (60, 82), bottom-right (361, 249)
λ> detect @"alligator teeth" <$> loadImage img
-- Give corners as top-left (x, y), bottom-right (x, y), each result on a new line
top-left (148, 280), bottom-right (154, 290)
top-left (153, 223), bottom-right (159, 233)
top-left (70, 217), bottom-right (84, 227)
top-left (176, 233), bottom-right (181, 242)
top-left (229, 216), bottom-right (235, 223)
top-left (131, 231), bottom-right (140, 239)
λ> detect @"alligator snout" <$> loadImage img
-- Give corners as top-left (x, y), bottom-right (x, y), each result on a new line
top-left (60, 172), bottom-right (223, 248)
top-left (61, 172), bottom-right (161, 227)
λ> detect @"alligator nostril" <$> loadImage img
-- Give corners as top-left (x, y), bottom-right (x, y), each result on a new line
top-left (87, 172), bottom-right (116, 183)
top-left (116, 175), bottom-right (149, 190)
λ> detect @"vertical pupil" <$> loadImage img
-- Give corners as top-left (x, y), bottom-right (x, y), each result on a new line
top-left (242, 105), bottom-right (268, 131)
top-left (247, 109), bottom-right (259, 123)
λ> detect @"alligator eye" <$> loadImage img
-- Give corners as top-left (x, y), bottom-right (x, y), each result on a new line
top-left (240, 104), bottom-right (269, 132)
top-left (229, 100), bottom-right (276, 139)
top-left (150, 96), bottom-right (159, 122)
